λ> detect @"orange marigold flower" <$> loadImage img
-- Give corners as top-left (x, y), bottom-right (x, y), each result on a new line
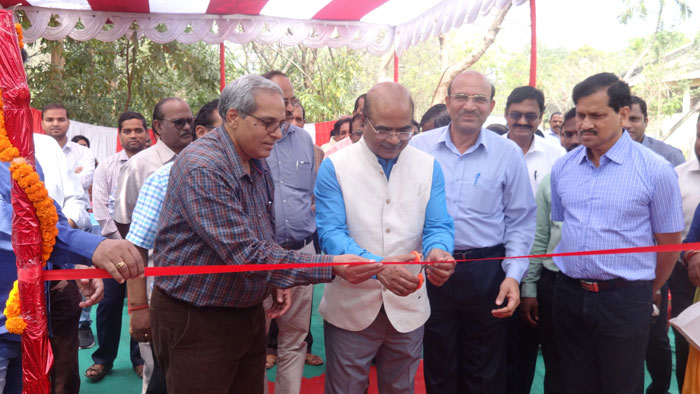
top-left (5, 317), bottom-right (27, 334)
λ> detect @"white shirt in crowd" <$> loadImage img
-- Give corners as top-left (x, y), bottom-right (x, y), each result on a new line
top-left (33, 134), bottom-right (91, 229)
top-left (675, 155), bottom-right (700, 238)
top-left (504, 133), bottom-right (566, 196)
top-left (61, 140), bottom-right (96, 193)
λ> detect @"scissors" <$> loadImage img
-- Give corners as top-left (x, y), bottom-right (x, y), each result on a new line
top-left (411, 251), bottom-right (425, 289)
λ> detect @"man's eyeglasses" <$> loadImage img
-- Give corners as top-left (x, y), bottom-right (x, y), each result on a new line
top-left (163, 117), bottom-right (194, 129)
top-left (449, 93), bottom-right (490, 105)
top-left (284, 97), bottom-right (300, 107)
top-left (366, 118), bottom-right (413, 141)
top-left (239, 110), bottom-right (287, 133)
top-left (508, 111), bottom-right (540, 122)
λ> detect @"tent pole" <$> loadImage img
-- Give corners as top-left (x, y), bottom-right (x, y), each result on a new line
top-left (529, 0), bottom-right (536, 87)
top-left (220, 43), bottom-right (226, 92)
top-left (393, 52), bottom-right (399, 83)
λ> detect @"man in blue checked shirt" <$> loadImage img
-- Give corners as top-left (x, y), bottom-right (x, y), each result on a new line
top-left (551, 73), bottom-right (684, 394)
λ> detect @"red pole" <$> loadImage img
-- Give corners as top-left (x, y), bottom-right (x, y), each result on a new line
top-left (0, 10), bottom-right (52, 394)
top-left (529, 0), bottom-right (537, 87)
top-left (219, 43), bottom-right (226, 92)
top-left (393, 52), bottom-right (399, 83)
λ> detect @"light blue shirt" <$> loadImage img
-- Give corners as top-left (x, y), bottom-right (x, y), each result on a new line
top-left (409, 126), bottom-right (536, 281)
top-left (126, 162), bottom-right (173, 250)
top-left (266, 124), bottom-right (317, 244)
top-left (551, 131), bottom-right (684, 280)
top-left (314, 153), bottom-right (454, 262)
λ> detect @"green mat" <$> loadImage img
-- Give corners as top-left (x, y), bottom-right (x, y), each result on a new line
top-left (78, 284), bottom-right (681, 393)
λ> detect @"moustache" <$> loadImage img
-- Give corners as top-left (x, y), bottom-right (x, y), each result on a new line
top-left (580, 129), bottom-right (597, 135)
top-left (458, 110), bottom-right (479, 117)
top-left (513, 124), bottom-right (532, 130)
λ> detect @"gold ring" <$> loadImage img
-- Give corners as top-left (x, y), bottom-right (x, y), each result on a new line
top-left (116, 261), bottom-right (126, 270)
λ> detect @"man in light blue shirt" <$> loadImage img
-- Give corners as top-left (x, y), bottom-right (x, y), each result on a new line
top-left (551, 72), bottom-right (683, 394)
top-left (410, 70), bottom-right (536, 394)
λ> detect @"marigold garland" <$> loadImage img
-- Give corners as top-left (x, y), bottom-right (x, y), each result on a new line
top-left (1, 82), bottom-right (59, 334)
top-left (14, 24), bottom-right (23, 49)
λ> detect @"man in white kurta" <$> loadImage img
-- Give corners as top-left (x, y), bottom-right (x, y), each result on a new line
top-left (314, 82), bottom-right (456, 394)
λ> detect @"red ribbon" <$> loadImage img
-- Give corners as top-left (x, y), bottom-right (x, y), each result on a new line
top-left (42, 242), bottom-right (700, 281)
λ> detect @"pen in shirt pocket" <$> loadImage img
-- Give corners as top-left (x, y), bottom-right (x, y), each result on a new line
top-left (296, 160), bottom-right (309, 170)
top-left (473, 172), bottom-right (481, 186)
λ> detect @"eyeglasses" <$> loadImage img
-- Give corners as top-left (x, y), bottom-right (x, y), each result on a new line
top-left (508, 111), bottom-right (540, 122)
top-left (352, 130), bottom-right (363, 136)
top-left (239, 110), bottom-right (287, 133)
top-left (163, 117), bottom-right (194, 129)
top-left (284, 97), bottom-right (299, 107)
top-left (365, 118), bottom-right (413, 141)
top-left (449, 93), bottom-right (490, 105)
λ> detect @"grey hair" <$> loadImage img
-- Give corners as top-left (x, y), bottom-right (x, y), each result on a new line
top-left (218, 75), bottom-right (283, 121)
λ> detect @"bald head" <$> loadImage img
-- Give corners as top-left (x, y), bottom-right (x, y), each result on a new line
top-left (362, 82), bottom-right (414, 159)
top-left (363, 82), bottom-right (414, 121)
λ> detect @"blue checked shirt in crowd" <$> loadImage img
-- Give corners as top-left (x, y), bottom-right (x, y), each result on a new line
top-left (125, 162), bottom-right (173, 250)
top-left (551, 131), bottom-right (684, 281)
top-left (153, 126), bottom-right (333, 308)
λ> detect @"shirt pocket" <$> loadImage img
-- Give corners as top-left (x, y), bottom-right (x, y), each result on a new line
top-left (399, 193), bottom-right (428, 235)
top-left (279, 161), bottom-right (313, 191)
top-left (462, 176), bottom-right (502, 215)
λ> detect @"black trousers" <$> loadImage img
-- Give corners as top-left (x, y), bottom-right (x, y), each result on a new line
top-left (49, 280), bottom-right (82, 394)
top-left (506, 304), bottom-right (539, 394)
top-left (645, 283), bottom-right (671, 394)
top-left (92, 278), bottom-right (144, 368)
top-left (423, 245), bottom-right (507, 394)
top-left (538, 269), bottom-right (565, 394)
top-left (554, 274), bottom-right (652, 394)
top-left (668, 262), bottom-right (695, 392)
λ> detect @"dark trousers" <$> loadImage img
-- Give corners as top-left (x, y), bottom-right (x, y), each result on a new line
top-left (538, 269), bottom-right (565, 394)
top-left (92, 278), bottom-right (144, 368)
top-left (49, 280), bottom-right (82, 394)
top-left (645, 284), bottom-right (671, 394)
top-left (506, 307), bottom-right (539, 394)
top-left (150, 286), bottom-right (266, 394)
top-left (554, 274), bottom-right (652, 394)
top-left (668, 262), bottom-right (695, 392)
top-left (423, 246), bottom-right (507, 394)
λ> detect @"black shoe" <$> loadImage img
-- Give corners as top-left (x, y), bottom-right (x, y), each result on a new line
top-left (78, 325), bottom-right (95, 349)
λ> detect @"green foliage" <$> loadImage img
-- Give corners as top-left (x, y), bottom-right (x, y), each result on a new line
top-left (26, 36), bottom-right (221, 126)
top-left (225, 43), bottom-right (370, 123)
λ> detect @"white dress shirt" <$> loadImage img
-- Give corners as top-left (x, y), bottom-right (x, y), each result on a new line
top-left (675, 156), bottom-right (700, 238)
top-left (61, 140), bottom-right (96, 193)
top-left (33, 134), bottom-right (91, 229)
top-left (504, 133), bottom-right (566, 196)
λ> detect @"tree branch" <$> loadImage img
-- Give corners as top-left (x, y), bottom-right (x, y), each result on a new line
top-left (430, 3), bottom-right (511, 105)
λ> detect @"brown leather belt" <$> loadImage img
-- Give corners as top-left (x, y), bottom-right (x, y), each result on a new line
top-left (559, 273), bottom-right (649, 293)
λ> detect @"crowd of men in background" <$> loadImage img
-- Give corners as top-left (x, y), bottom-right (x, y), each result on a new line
top-left (1, 67), bottom-right (700, 394)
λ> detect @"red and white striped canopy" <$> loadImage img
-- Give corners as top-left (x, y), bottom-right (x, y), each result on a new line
top-left (0, 0), bottom-right (523, 55)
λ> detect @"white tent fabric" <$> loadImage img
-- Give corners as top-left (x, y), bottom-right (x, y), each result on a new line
top-left (66, 119), bottom-right (117, 163)
top-left (6, 0), bottom-right (526, 55)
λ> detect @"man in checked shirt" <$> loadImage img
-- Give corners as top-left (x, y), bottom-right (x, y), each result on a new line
top-left (86, 112), bottom-right (149, 382)
top-left (149, 75), bottom-right (381, 394)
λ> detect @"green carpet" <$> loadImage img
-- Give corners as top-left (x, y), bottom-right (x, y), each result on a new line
top-left (78, 284), bottom-right (681, 393)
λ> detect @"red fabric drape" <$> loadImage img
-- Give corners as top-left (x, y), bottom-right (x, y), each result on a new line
top-left (0, 10), bottom-right (52, 394)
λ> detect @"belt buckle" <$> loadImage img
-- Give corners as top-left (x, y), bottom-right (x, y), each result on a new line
top-left (580, 280), bottom-right (599, 293)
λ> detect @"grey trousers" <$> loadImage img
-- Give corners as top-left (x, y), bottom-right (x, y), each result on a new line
top-left (324, 308), bottom-right (423, 394)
